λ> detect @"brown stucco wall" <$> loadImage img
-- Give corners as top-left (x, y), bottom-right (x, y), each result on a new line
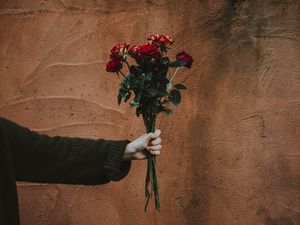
top-left (0, 0), bottom-right (299, 225)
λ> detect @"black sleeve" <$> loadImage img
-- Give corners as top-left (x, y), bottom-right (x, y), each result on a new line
top-left (0, 117), bottom-right (132, 185)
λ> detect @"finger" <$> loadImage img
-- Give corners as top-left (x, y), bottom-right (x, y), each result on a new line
top-left (147, 129), bottom-right (161, 140)
top-left (148, 132), bottom-right (158, 140)
top-left (149, 150), bottom-right (161, 156)
top-left (150, 137), bottom-right (161, 145)
top-left (147, 144), bottom-right (161, 151)
top-left (154, 129), bottom-right (161, 136)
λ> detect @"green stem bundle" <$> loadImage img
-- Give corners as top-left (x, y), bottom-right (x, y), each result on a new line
top-left (142, 98), bottom-right (160, 212)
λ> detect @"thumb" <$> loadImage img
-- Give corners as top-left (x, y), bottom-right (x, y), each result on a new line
top-left (154, 129), bottom-right (161, 136)
top-left (147, 129), bottom-right (161, 140)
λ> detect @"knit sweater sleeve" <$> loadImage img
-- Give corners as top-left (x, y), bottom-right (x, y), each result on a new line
top-left (0, 117), bottom-right (132, 185)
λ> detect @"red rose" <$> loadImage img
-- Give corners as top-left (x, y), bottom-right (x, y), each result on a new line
top-left (135, 44), bottom-right (160, 60)
top-left (128, 45), bottom-right (142, 58)
top-left (147, 34), bottom-right (174, 46)
top-left (105, 58), bottom-right (123, 72)
top-left (176, 51), bottom-right (193, 68)
top-left (110, 43), bottom-right (129, 58)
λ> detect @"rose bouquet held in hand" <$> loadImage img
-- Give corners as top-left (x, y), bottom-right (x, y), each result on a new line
top-left (105, 34), bottom-right (193, 212)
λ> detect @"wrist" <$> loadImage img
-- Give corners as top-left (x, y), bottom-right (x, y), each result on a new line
top-left (122, 143), bottom-right (135, 161)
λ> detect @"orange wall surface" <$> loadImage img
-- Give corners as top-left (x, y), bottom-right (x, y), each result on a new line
top-left (0, 1), bottom-right (299, 225)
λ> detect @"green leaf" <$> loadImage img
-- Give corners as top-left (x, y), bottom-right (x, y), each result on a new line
top-left (122, 75), bottom-right (130, 87)
top-left (130, 99), bottom-right (139, 107)
top-left (157, 105), bottom-right (172, 115)
top-left (119, 88), bottom-right (127, 97)
top-left (129, 65), bottom-right (142, 76)
top-left (135, 91), bottom-right (142, 102)
top-left (124, 91), bottom-right (131, 102)
top-left (130, 91), bottom-right (142, 107)
top-left (174, 83), bottom-right (187, 90)
top-left (157, 90), bottom-right (170, 97)
top-left (117, 87), bottom-right (128, 105)
top-left (138, 74), bottom-right (146, 90)
top-left (161, 99), bottom-right (170, 104)
top-left (145, 73), bottom-right (153, 81)
top-left (169, 89), bottom-right (181, 106)
top-left (127, 76), bottom-right (135, 89)
top-left (169, 60), bottom-right (186, 68)
top-left (117, 93), bottom-right (122, 105)
top-left (162, 108), bottom-right (173, 115)
top-left (146, 87), bottom-right (159, 96)
top-left (136, 106), bottom-right (142, 117)
top-left (161, 57), bottom-right (169, 65)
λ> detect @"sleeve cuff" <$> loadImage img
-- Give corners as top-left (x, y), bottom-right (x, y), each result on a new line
top-left (104, 139), bottom-right (132, 181)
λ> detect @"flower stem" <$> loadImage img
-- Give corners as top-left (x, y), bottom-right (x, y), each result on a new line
top-left (143, 98), bottom-right (161, 212)
top-left (125, 60), bottom-right (130, 70)
top-left (167, 69), bottom-right (171, 80)
top-left (119, 70), bottom-right (126, 78)
top-left (170, 67), bottom-right (180, 82)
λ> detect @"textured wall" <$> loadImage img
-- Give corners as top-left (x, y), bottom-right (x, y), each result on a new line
top-left (0, 0), bottom-right (299, 225)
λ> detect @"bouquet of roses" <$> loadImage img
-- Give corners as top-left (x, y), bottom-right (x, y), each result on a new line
top-left (105, 34), bottom-right (193, 212)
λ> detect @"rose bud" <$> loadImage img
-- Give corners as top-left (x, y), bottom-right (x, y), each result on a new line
top-left (176, 51), bottom-right (193, 68)
top-left (147, 34), bottom-right (160, 43)
top-left (136, 44), bottom-right (161, 60)
top-left (147, 34), bottom-right (174, 47)
top-left (110, 43), bottom-right (129, 59)
top-left (105, 58), bottom-right (123, 72)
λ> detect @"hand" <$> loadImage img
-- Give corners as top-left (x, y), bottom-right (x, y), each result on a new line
top-left (122, 129), bottom-right (162, 161)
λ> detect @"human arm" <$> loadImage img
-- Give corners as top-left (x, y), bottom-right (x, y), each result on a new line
top-left (0, 117), bottom-right (161, 185)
